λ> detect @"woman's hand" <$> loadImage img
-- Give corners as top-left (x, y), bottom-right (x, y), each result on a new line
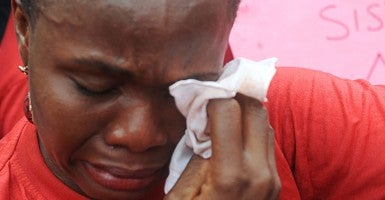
top-left (165, 95), bottom-right (281, 200)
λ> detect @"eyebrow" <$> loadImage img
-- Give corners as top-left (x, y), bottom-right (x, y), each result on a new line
top-left (71, 57), bottom-right (221, 84)
top-left (73, 57), bottom-right (132, 76)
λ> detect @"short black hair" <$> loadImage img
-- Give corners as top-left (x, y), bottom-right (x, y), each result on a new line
top-left (19, 0), bottom-right (37, 25)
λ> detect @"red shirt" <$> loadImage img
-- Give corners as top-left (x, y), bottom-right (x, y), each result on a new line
top-left (267, 68), bottom-right (385, 199)
top-left (0, 16), bottom-right (27, 137)
top-left (0, 118), bottom-right (87, 199)
top-left (3, 68), bottom-right (385, 199)
top-left (3, 14), bottom-right (385, 200)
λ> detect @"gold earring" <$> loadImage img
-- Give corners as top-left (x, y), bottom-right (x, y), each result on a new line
top-left (24, 92), bottom-right (33, 123)
top-left (18, 65), bottom-right (29, 75)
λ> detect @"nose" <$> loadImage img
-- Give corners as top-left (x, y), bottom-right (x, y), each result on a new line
top-left (104, 100), bottom-right (167, 152)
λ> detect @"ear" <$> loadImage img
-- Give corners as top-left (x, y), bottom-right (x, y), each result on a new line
top-left (11, 0), bottom-right (31, 66)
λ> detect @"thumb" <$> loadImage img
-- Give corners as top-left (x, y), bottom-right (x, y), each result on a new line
top-left (165, 156), bottom-right (208, 200)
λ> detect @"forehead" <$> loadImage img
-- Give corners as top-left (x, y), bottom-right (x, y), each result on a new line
top-left (40, 0), bottom-right (225, 29)
top-left (32, 0), bottom-right (229, 84)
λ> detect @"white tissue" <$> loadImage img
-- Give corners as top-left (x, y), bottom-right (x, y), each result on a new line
top-left (165, 57), bottom-right (278, 193)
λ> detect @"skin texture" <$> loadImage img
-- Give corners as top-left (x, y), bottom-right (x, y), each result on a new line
top-left (166, 96), bottom-right (281, 200)
top-left (12, 0), bottom-right (280, 199)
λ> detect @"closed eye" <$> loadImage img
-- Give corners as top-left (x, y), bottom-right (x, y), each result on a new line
top-left (71, 77), bottom-right (119, 97)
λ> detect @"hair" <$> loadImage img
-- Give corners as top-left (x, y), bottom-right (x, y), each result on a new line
top-left (18, 0), bottom-right (37, 25)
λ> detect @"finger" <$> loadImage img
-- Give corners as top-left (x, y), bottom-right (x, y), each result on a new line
top-left (253, 124), bottom-right (281, 200)
top-left (236, 94), bottom-right (269, 154)
top-left (236, 94), bottom-right (276, 199)
top-left (207, 98), bottom-right (243, 168)
top-left (267, 131), bottom-right (282, 200)
top-left (165, 156), bottom-right (208, 200)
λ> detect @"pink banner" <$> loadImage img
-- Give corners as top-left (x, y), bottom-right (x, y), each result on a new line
top-left (230, 0), bottom-right (385, 84)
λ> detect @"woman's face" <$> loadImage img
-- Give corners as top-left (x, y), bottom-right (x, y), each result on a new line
top-left (22, 0), bottom-right (230, 199)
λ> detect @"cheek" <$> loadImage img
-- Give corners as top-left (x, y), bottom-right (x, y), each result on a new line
top-left (30, 71), bottom-right (116, 163)
top-left (158, 99), bottom-right (186, 144)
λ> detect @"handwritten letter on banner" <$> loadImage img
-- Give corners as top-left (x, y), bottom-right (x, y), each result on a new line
top-left (230, 0), bottom-right (385, 84)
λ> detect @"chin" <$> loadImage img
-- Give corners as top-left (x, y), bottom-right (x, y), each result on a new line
top-left (84, 187), bottom-right (154, 200)
top-left (77, 177), bottom-right (165, 200)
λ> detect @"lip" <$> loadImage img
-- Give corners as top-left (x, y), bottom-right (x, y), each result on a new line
top-left (82, 162), bottom-right (162, 191)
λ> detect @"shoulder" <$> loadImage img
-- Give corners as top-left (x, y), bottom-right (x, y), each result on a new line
top-left (0, 118), bottom-right (29, 171)
top-left (267, 66), bottom-right (385, 140)
top-left (267, 67), bottom-right (385, 199)
top-left (0, 16), bottom-right (27, 136)
top-left (268, 66), bottom-right (385, 108)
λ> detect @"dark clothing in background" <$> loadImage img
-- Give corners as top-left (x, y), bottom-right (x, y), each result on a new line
top-left (0, 0), bottom-right (11, 42)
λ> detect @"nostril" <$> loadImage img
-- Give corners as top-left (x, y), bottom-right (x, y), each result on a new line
top-left (103, 103), bottom-right (169, 152)
top-left (104, 124), bottom-right (168, 153)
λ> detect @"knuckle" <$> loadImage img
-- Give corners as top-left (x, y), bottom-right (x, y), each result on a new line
top-left (251, 169), bottom-right (274, 189)
top-left (249, 173), bottom-right (281, 200)
top-left (214, 171), bottom-right (250, 191)
top-left (165, 190), bottom-right (194, 200)
top-left (273, 176), bottom-right (282, 195)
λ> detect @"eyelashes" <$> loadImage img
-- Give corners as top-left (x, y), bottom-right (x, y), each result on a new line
top-left (71, 77), bottom-right (119, 97)
top-left (70, 77), bottom-right (175, 101)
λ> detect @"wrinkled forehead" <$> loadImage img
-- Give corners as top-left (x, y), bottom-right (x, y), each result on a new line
top-left (31, 0), bottom-right (231, 84)
top-left (38, 0), bottom-right (229, 32)
top-left (35, 0), bottom-right (231, 54)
